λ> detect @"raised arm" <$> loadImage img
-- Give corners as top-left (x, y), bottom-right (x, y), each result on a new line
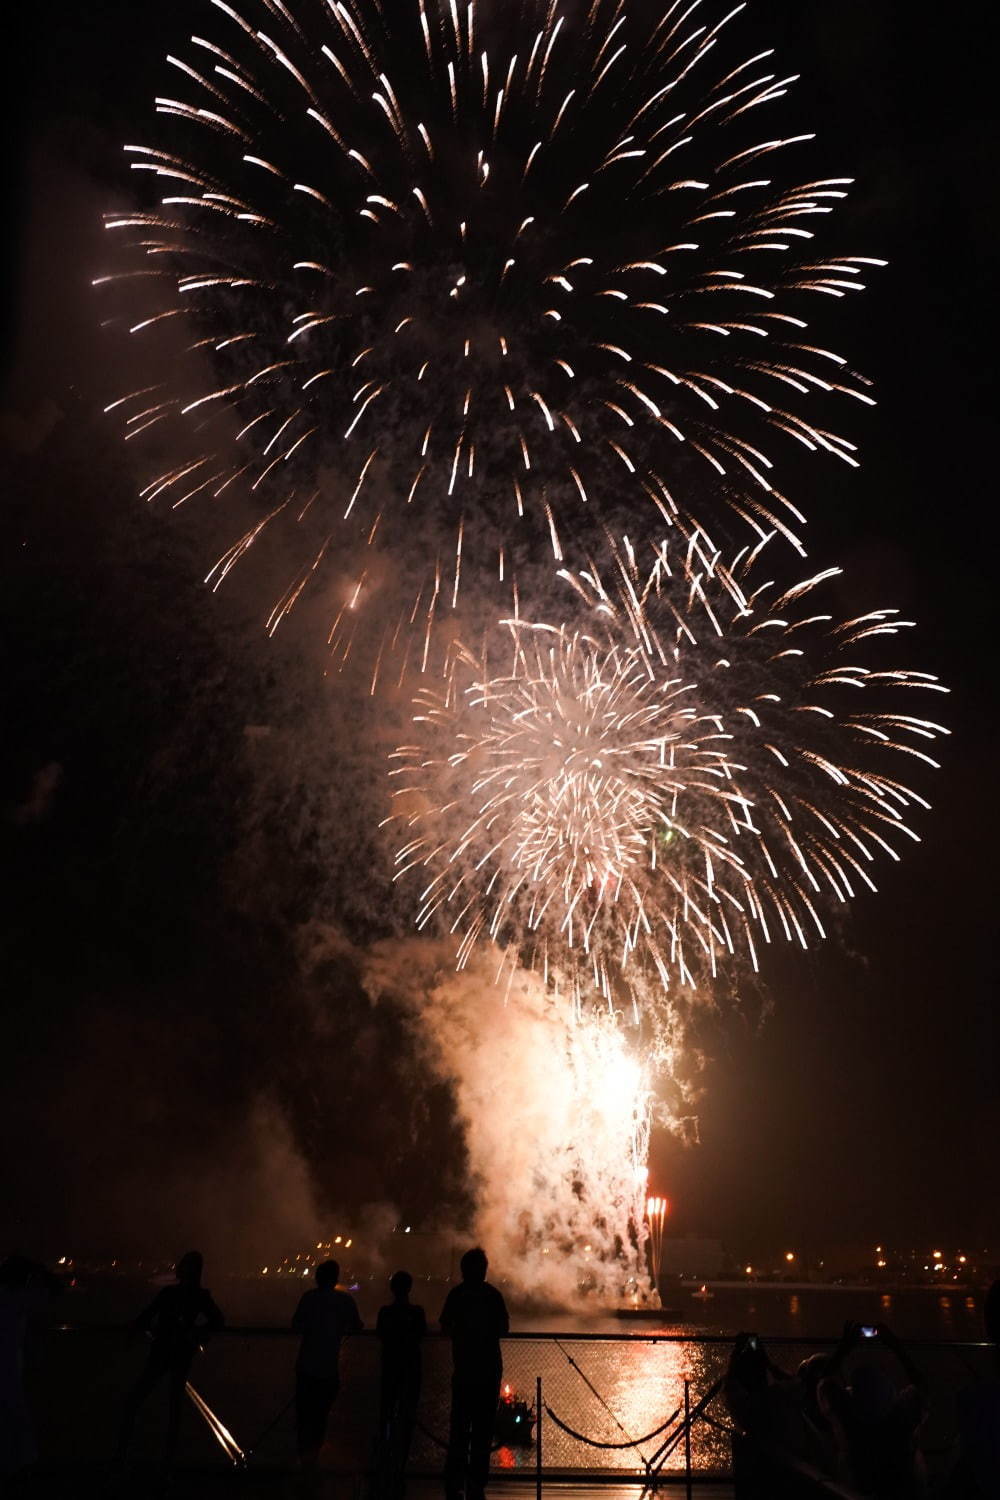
top-left (877, 1324), bottom-right (925, 1391)
top-left (134, 1288), bottom-right (164, 1335)
top-left (201, 1290), bottom-right (225, 1337)
top-left (828, 1320), bottom-right (862, 1372)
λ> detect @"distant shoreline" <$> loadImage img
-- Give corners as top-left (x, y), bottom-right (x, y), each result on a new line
top-left (674, 1279), bottom-right (980, 1294)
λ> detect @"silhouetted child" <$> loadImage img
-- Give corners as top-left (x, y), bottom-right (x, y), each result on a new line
top-left (440, 1248), bottom-right (509, 1500)
top-left (117, 1250), bottom-right (224, 1462)
top-left (376, 1270), bottom-right (426, 1477)
top-left (292, 1258), bottom-right (363, 1467)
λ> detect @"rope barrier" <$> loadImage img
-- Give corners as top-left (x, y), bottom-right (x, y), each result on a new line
top-left (543, 1401), bottom-right (682, 1450)
top-left (414, 1418), bottom-right (512, 1455)
top-left (245, 1392), bottom-right (295, 1457)
top-left (552, 1338), bottom-right (644, 1458)
top-left (643, 1376), bottom-right (726, 1483)
top-left (698, 1408), bottom-right (738, 1437)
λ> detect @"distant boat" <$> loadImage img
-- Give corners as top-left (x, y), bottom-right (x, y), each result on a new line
top-left (495, 1384), bottom-right (534, 1448)
top-left (691, 1284), bottom-right (714, 1300)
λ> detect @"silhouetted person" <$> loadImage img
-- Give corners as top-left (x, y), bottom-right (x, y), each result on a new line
top-left (440, 1248), bottom-right (509, 1500)
top-left (985, 1279), bottom-right (1000, 1365)
top-left (0, 1255), bottom-right (60, 1483)
top-left (725, 1327), bottom-right (859, 1497)
top-left (840, 1324), bottom-right (927, 1499)
top-left (117, 1250), bottom-right (224, 1462)
top-left (725, 1333), bottom-right (800, 1498)
top-left (376, 1271), bottom-right (426, 1485)
top-left (292, 1258), bottom-right (363, 1467)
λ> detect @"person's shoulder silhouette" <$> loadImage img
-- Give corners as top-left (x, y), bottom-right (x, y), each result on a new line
top-left (440, 1248), bottom-right (509, 1368)
top-left (137, 1250), bottom-right (223, 1352)
top-left (377, 1270), bottom-right (427, 1354)
top-left (292, 1259), bottom-right (362, 1348)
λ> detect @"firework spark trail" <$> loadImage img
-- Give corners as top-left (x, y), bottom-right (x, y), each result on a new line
top-left (389, 529), bottom-right (948, 1009)
top-left (100, 0), bottom-right (882, 669)
top-left (646, 1196), bottom-right (668, 1291)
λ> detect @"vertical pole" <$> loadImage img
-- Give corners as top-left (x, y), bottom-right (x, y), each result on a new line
top-left (683, 1379), bottom-right (692, 1500)
top-left (535, 1376), bottom-right (543, 1500)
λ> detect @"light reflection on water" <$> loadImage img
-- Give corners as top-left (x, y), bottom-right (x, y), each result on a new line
top-left (398, 1332), bottom-right (738, 1473)
top-left (600, 1335), bottom-right (728, 1471)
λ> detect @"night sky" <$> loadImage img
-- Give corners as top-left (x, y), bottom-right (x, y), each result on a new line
top-left (2, 1), bottom-right (996, 1267)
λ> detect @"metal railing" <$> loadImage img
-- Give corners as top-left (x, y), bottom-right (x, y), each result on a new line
top-left (34, 1325), bottom-right (995, 1489)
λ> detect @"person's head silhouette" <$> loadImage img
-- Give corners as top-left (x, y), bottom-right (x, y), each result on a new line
top-left (460, 1248), bottom-right (488, 1284)
top-left (0, 1255), bottom-right (36, 1288)
top-left (315, 1259), bottom-right (340, 1288)
top-left (390, 1270), bottom-right (413, 1300)
top-left (175, 1251), bottom-right (203, 1286)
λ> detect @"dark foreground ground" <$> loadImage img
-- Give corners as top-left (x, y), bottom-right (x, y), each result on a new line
top-left (16, 1475), bottom-right (734, 1500)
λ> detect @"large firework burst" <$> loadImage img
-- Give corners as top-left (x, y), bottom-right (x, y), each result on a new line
top-left (390, 529), bottom-right (947, 1006)
top-left (101, 0), bottom-right (880, 659)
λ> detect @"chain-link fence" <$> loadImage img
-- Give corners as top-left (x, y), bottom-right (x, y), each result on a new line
top-left (30, 1327), bottom-right (996, 1482)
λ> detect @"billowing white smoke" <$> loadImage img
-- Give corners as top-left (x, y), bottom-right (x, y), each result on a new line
top-left (358, 936), bottom-right (660, 1306)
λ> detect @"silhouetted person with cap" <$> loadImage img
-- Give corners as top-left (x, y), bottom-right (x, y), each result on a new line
top-left (440, 1247), bottom-right (509, 1500)
top-left (117, 1250), bottom-right (224, 1462)
top-left (376, 1270), bottom-right (427, 1485)
top-left (292, 1258), bottom-right (363, 1467)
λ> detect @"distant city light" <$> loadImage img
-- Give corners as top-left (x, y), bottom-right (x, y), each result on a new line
top-left (785, 1251), bottom-right (795, 1263)
top-left (933, 1249), bottom-right (942, 1259)
top-left (745, 1265), bottom-right (753, 1275)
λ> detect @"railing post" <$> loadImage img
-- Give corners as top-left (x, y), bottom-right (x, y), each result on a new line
top-left (536, 1375), bottom-right (543, 1500)
top-left (683, 1378), bottom-right (692, 1500)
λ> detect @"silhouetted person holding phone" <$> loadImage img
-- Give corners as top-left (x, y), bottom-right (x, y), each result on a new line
top-left (376, 1270), bottom-right (426, 1486)
top-left (840, 1323), bottom-right (927, 1499)
top-left (117, 1250), bottom-right (224, 1462)
top-left (292, 1258), bottom-right (363, 1467)
top-left (440, 1247), bottom-right (509, 1500)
